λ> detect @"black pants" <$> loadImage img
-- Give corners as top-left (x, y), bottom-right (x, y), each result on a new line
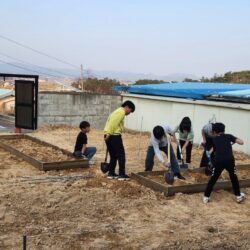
top-left (176, 140), bottom-right (193, 163)
top-left (145, 145), bottom-right (180, 174)
top-left (204, 159), bottom-right (241, 197)
top-left (105, 135), bottom-right (125, 176)
top-left (199, 137), bottom-right (213, 168)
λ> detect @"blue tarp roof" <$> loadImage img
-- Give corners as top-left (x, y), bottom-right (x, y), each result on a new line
top-left (0, 89), bottom-right (14, 98)
top-left (114, 82), bottom-right (250, 100)
top-left (216, 89), bottom-right (250, 98)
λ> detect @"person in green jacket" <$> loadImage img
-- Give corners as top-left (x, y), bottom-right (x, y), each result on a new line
top-left (104, 100), bottom-right (135, 180)
top-left (173, 117), bottom-right (194, 164)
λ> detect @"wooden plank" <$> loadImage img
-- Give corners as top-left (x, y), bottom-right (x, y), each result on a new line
top-left (131, 172), bottom-right (168, 195)
top-left (43, 160), bottom-right (89, 171)
top-left (138, 165), bottom-right (250, 177)
top-left (0, 141), bottom-right (43, 170)
top-left (167, 179), bottom-right (250, 196)
top-left (235, 164), bottom-right (250, 169)
top-left (189, 165), bottom-right (250, 172)
top-left (0, 134), bottom-right (25, 140)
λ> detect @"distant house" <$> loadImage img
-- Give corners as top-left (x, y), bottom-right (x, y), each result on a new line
top-left (3, 81), bottom-right (14, 88)
top-left (0, 89), bottom-right (15, 114)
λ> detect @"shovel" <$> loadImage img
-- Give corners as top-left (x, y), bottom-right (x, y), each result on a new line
top-left (204, 150), bottom-right (213, 176)
top-left (177, 141), bottom-right (189, 169)
top-left (164, 135), bottom-right (175, 185)
top-left (100, 148), bottom-right (110, 174)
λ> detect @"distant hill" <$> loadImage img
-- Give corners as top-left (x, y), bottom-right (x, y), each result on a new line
top-left (0, 63), bottom-right (198, 82)
top-left (92, 70), bottom-right (199, 82)
top-left (202, 71), bottom-right (250, 84)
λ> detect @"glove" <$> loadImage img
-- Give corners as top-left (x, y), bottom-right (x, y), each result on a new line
top-left (163, 161), bottom-right (170, 168)
top-left (205, 151), bottom-right (211, 160)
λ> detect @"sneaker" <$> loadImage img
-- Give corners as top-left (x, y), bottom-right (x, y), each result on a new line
top-left (73, 153), bottom-right (86, 159)
top-left (174, 173), bottom-right (186, 180)
top-left (88, 160), bottom-right (96, 165)
top-left (107, 173), bottom-right (119, 179)
top-left (203, 196), bottom-right (210, 204)
top-left (118, 174), bottom-right (130, 181)
top-left (236, 192), bottom-right (246, 203)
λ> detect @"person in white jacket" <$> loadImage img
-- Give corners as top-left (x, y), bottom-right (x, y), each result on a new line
top-left (144, 125), bottom-right (185, 180)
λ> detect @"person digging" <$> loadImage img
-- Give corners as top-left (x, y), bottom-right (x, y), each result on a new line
top-left (203, 122), bottom-right (245, 204)
top-left (144, 125), bottom-right (185, 181)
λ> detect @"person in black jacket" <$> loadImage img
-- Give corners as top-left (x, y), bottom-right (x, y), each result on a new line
top-left (73, 121), bottom-right (96, 164)
top-left (203, 122), bottom-right (245, 204)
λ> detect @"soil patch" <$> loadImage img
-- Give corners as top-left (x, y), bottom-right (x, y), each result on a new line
top-left (1, 138), bottom-right (75, 162)
top-left (0, 125), bottom-right (249, 249)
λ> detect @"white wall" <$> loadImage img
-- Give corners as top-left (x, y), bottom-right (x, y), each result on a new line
top-left (122, 94), bottom-right (250, 154)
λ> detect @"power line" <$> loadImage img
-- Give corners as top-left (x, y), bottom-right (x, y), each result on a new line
top-left (0, 58), bottom-right (60, 77)
top-left (0, 58), bottom-right (81, 91)
top-left (0, 51), bottom-right (77, 78)
top-left (0, 34), bottom-right (79, 70)
top-left (0, 34), bottom-right (101, 80)
top-left (0, 35), bottom-right (100, 80)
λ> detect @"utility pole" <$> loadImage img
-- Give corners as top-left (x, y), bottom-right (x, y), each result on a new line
top-left (80, 64), bottom-right (84, 92)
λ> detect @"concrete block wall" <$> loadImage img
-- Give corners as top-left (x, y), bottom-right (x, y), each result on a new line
top-left (38, 92), bottom-right (122, 129)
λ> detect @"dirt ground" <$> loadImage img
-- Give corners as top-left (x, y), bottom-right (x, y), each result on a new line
top-left (0, 125), bottom-right (250, 249)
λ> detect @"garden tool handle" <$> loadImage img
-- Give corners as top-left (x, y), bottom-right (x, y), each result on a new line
top-left (104, 148), bottom-right (108, 163)
top-left (167, 134), bottom-right (171, 164)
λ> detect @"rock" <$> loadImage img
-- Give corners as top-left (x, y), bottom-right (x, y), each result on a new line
top-left (207, 226), bottom-right (217, 233)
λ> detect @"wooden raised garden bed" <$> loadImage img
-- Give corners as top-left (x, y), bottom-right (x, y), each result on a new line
top-left (0, 134), bottom-right (89, 171)
top-left (131, 165), bottom-right (250, 196)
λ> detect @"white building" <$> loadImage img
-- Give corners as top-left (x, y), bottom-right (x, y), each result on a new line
top-left (119, 83), bottom-right (250, 154)
top-left (0, 89), bottom-right (15, 114)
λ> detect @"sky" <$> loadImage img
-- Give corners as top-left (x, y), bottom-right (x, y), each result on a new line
top-left (0, 0), bottom-right (250, 78)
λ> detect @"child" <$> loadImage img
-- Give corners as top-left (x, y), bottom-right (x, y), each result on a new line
top-left (73, 121), bottom-right (96, 164)
top-left (203, 122), bottom-right (245, 203)
top-left (145, 125), bottom-right (185, 180)
top-left (173, 117), bottom-right (194, 164)
top-left (199, 121), bottom-right (215, 168)
top-left (104, 100), bottom-right (135, 180)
